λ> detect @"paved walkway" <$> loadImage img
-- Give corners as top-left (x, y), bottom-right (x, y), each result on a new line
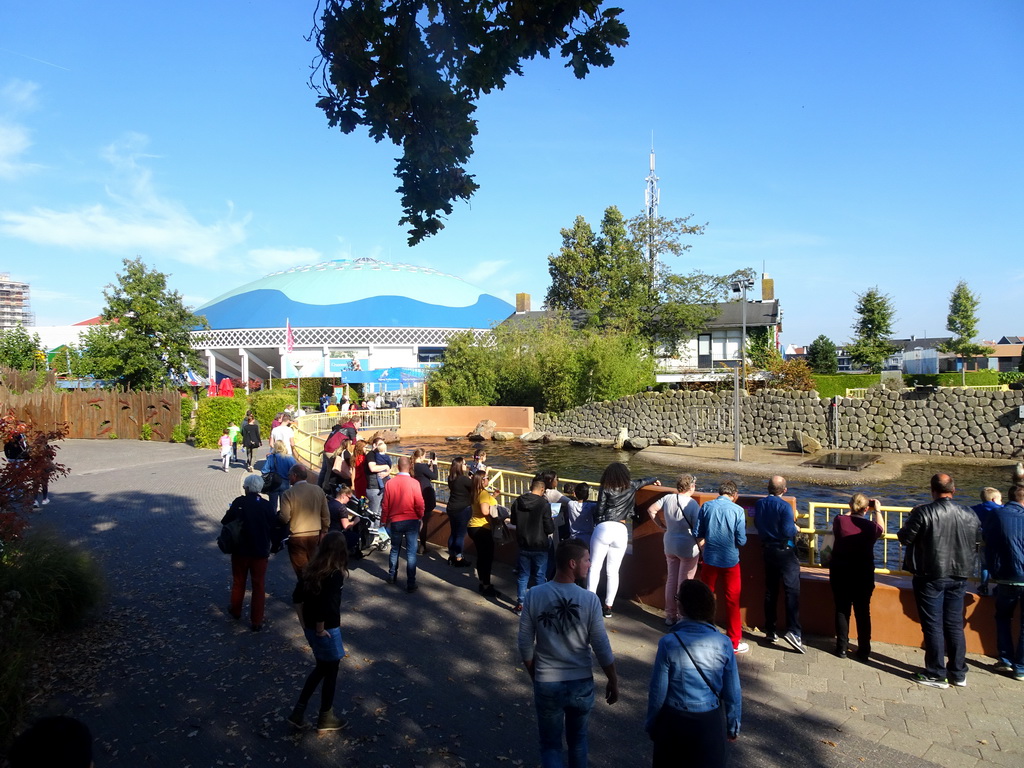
top-left (25, 441), bottom-right (1024, 767)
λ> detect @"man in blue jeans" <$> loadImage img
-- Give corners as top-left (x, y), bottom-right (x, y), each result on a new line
top-left (983, 483), bottom-right (1024, 680)
top-left (898, 473), bottom-right (980, 688)
top-left (754, 475), bottom-right (804, 653)
top-left (511, 478), bottom-right (556, 615)
top-left (518, 539), bottom-right (618, 768)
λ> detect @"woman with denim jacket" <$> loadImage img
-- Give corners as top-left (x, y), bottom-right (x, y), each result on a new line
top-left (646, 580), bottom-right (741, 767)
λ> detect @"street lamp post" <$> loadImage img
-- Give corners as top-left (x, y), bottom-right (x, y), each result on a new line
top-left (730, 277), bottom-right (756, 392)
top-left (267, 365), bottom-right (274, 390)
top-left (294, 360), bottom-right (304, 413)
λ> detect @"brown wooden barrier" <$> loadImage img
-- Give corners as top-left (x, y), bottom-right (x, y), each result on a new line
top-left (0, 387), bottom-right (183, 441)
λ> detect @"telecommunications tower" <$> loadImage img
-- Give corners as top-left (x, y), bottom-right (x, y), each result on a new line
top-left (644, 143), bottom-right (660, 294)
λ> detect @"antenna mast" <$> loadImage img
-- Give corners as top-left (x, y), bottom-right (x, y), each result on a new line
top-left (644, 138), bottom-right (660, 293)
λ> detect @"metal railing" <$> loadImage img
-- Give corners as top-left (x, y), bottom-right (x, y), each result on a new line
top-left (803, 502), bottom-right (914, 574)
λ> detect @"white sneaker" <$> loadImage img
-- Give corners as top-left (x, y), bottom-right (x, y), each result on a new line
top-left (734, 642), bottom-right (750, 654)
top-left (40, 498), bottom-right (49, 505)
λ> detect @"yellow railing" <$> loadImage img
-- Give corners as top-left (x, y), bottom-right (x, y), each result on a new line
top-left (804, 502), bottom-right (914, 574)
top-left (846, 384), bottom-right (1008, 398)
top-left (845, 388), bottom-right (869, 398)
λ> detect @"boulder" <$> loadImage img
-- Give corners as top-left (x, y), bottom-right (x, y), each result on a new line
top-left (492, 431), bottom-right (516, 441)
top-left (519, 431), bottom-right (544, 443)
top-left (541, 432), bottom-right (557, 443)
top-left (625, 437), bottom-right (650, 450)
top-left (445, 436), bottom-right (462, 442)
top-left (658, 436), bottom-right (676, 446)
top-left (467, 419), bottom-right (496, 441)
top-left (570, 438), bottom-right (603, 447)
top-left (613, 427), bottom-right (629, 450)
top-left (789, 430), bottom-right (822, 454)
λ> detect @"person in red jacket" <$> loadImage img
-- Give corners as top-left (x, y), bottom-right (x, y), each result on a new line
top-left (381, 455), bottom-right (425, 592)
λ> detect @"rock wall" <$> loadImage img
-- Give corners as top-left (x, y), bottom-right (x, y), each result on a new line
top-left (534, 387), bottom-right (1024, 458)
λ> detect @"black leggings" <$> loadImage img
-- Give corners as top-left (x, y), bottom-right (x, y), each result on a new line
top-left (468, 526), bottom-right (494, 586)
top-left (298, 660), bottom-right (340, 712)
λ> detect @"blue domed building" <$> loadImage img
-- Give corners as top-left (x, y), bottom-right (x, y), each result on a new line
top-left (192, 258), bottom-right (515, 386)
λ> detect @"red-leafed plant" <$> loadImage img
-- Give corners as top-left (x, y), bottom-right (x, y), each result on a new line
top-left (0, 412), bottom-right (69, 544)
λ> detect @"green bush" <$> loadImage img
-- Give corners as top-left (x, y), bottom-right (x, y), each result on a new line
top-left (248, 390), bottom-right (298, 439)
top-left (194, 396), bottom-right (247, 449)
top-left (0, 531), bottom-right (105, 746)
top-left (999, 371), bottom-right (1024, 384)
top-left (170, 423), bottom-right (189, 443)
top-left (139, 423), bottom-right (153, 441)
top-left (180, 393), bottom-right (195, 422)
top-left (810, 373), bottom-right (881, 399)
top-left (910, 370), bottom-right (1001, 387)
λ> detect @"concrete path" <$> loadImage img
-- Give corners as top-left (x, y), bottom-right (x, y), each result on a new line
top-left (25, 440), bottom-right (1024, 767)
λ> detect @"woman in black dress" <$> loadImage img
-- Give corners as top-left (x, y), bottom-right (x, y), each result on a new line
top-left (412, 448), bottom-right (438, 554)
top-left (445, 457), bottom-right (473, 567)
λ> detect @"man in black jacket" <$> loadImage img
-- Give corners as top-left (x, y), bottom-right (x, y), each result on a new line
top-left (898, 473), bottom-right (980, 689)
top-left (511, 478), bottom-right (555, 615)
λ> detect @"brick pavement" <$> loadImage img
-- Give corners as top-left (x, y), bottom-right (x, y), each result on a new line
top-left (24, 440), bottom-right (1024, 767)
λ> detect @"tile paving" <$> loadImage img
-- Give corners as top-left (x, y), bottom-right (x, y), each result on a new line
top-left (23, 440), bottom-right (1024, 767)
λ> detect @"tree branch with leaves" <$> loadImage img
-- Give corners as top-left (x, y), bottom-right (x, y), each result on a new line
top-left (309, 0), bottom-right (629, 244)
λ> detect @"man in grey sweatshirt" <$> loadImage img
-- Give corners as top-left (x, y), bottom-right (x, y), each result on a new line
top-left (518, 539), bottom-right (618, 768)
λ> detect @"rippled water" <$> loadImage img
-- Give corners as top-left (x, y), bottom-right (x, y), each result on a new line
top-left (399, 437), bottom-right (1017, 512)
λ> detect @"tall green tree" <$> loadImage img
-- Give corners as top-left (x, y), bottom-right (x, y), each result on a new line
top-left (806, 334), bottom-right (838, 375)
top-left (545, 205), bottom-right (742, 354)
top-left (746, 327), bottom-right (782, 370)
top-left (311, 1), bottom-right (629, 244)
top-left (0, 326), bottom-right (43, 371)
top-left (426, 331), bottom-right (497, 406)
top-left (80, 258), bottom-right (207, 389)
top-left (938, 280), bottom-right (994, 385)
top-left (847, 288), bottom-right (897, 373)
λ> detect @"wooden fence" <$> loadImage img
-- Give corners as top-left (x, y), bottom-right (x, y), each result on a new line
top-left (0, 388), bottom-right (183, 440)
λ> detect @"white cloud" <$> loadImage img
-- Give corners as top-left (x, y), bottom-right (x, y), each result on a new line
top-left (0, 79), bottom-right (41, 179)
top-left (247, 247), bottom-right (323, 274)
top-left (0, 132), bottom-right (250, 264)
top-left (463, 259), bottom-right (510, 286)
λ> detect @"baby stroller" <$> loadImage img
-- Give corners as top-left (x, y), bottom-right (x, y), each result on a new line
top-left (348, 499), bottom-right (390, 557)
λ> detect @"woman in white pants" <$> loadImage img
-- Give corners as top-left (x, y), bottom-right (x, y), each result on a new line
top-left (587, 462), bottom-right (660, 618)
top-left (647, 473), bottom-right (701, 626)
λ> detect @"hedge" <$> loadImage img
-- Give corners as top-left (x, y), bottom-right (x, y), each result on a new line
top-left (248, 391), bottom-right (299, 439)
top-left (909, 370), bottom-right (1001, 387)
top-left (809, 374), bottom-right (881, 399)
top-left (194, 395), bottom-right (248, 449)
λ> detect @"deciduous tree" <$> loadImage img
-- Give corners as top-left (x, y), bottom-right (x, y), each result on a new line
top-left (311, 0), bottom-right (629, 244)
top-left (79, 258), bottom-right (207, 390)
top-left (848, 288), bottom-right (897, 373)
top-left (806, 334), bottom-right (838, 375)
top-left (938, 280), bottom-right (994, 385)
top-left (0, 326), bottom-right (42, 372)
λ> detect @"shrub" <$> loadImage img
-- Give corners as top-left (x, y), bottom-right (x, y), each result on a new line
top-left (810, 373), bottom-right (882, 399)
top-left (139, 423), bottom-right (153, 441)
top-left (999, 371), bottom-right (1024, 384)
top-left (248, 390), bottom-right (300, 439)
top-left (180, 393), bottom-right (195, 422)
top-left (0, 531), bottom-right (104, 745)
top-left (194, 396), bottom-right (248, 449)
top-left (170, 423), bottom-right (189, 443)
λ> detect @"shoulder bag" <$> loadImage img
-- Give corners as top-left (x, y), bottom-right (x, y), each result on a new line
top-left (262, 453), bottom-right (284, 494)
top-left (218, 517), bottom-right (243, 555)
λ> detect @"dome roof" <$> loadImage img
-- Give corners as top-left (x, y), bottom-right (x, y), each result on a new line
top-left (195, 258), bottom-right (515, 330)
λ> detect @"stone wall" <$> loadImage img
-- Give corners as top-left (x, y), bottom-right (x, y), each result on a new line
top-left (534, 387), bottom-right (1024, 458)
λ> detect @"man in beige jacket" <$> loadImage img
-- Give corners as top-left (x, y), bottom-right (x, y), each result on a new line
top-left (280, 464), bottom-right (330, 579)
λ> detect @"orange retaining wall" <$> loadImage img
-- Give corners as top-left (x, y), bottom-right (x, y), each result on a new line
top-left (398, 406), bottom-right (534, 437)
top-left (420, 485), bottom-right (996, 656)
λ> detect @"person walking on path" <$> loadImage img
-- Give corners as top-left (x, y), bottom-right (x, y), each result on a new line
top-left (587, 462), bottom-right (659, 618)
top-left (647, 473), bottom-right (701, 626)
top-left (511, 477), bottom-right (556, 615)
top-left (264, 440), bottom-right (296, 513)
top-left (898, 472), bottom-right (980, 688)
top-left (646, 579), bottom-right (742, 768)
top-left (983, 483), bottom-right (1024, 680)
top-left (518, 539), bottom-right (618, 768)
top-left (280, 464), bottom-right (330, 580)
top-left (364, 436), bottom-right (393, 521)
top-left (694, 480), bottom-right (749, 655)
top-left (317, 424), bottom-right (346, 488)
top-left (226, 421), bottom-right (241, 464)
top-left (829, 493), bottom-right (883, 660)
top-left (381, 456), bottom-right (425, 592)
top-left (288, 532), bottom-right (350, 733)
top-left (753, 475), bottom-right (804, 653)
top-left (218, 429), bottom-right (232, 472)
top-left (240, 413), bottom-right (261, 472)
top-left (222, 474), bottom-right (280, 631)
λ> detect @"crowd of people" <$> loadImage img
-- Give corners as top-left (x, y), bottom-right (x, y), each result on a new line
top-left (205, 413), bottom-right (1024, 765)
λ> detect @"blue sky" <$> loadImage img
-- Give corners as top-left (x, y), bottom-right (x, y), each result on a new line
top-left (1, 1), bottom-right (1021, 347)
